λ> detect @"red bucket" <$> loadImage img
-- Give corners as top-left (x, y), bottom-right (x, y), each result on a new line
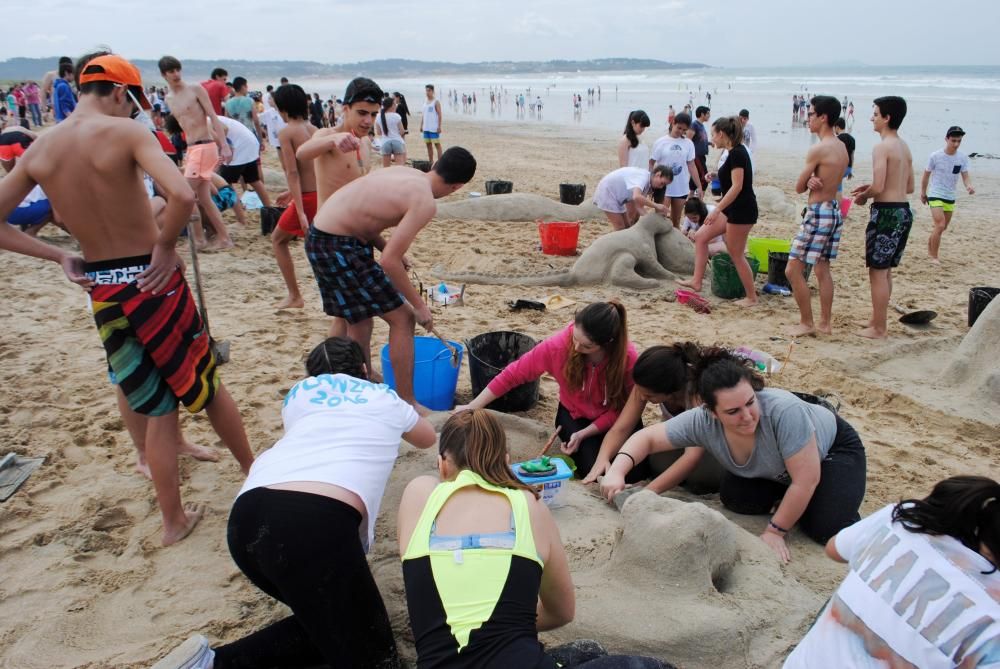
top-left (840, 197), bottom-right (852, 219)
top-left (537, 220), bottom-right (581, 256)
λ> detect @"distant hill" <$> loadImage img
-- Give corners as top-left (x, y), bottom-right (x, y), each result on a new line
top-left (0, 57), bottom-right (709, 82)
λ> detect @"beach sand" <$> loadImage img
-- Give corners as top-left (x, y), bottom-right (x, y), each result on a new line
top-left (0, 117), bottom-right (997, 667)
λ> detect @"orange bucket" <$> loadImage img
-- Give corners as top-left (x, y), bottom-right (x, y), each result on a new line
top-left (537, 220), bottom-right (581, 256)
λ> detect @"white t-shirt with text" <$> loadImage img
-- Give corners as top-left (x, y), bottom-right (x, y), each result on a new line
top-left (650, 134), bottom-right (696, 198)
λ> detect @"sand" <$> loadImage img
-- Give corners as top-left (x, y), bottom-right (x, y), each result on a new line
top-left (0, 117), bottom-right (998, 668)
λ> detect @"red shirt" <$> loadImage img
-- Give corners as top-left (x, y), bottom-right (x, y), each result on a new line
top-left (200, 79), bottom-right (227, 115)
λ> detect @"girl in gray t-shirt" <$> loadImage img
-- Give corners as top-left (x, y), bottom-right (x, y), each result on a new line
top-left (601, 348), bottom-right (866, 563)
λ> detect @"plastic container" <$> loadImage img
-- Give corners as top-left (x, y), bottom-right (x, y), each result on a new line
top-left (512, 457), bottom-right (573, 507)
top-left (485, 180), bottom-right (513, 195)
top-left (411, 159), bottom-right (431, 173)
top-left (710, 178), bottom-right (722, 196)
top-left (710, 252), bottom-right (760, 299)
top-left (840, 197), bottom-right (852, 219)
top-left (380, 336), bottom-right (462, 410)
top-left (767, 251), bottom-right (812, 289)
top-left (968, 286), bottom-right (1000, 327)
top-left (746, 238), bottom-right (791, 272)
top-left (466, 331), bottom-right (539, 412)
top-left (537, 220), bottom-right (581, 256)
top-left (559, 183), bottom-right (586, 205)
top-left (259, 206), bottom-right (286, 236)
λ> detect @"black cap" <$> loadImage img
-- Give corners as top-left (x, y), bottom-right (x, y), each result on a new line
top-left (946, 126), bottom-right (966, 137)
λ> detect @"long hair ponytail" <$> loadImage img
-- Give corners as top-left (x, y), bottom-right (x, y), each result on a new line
top-left (563, 300), bottom-right (630, 411)
top-left (380, 96), bottom-right (393, 135)
top-left (623, 110), bottom-right (651, 149)
top-left (439, 409), bottom-right (538, 498)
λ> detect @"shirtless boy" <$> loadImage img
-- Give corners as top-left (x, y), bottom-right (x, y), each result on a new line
top-left (852, 96), bottom-right (914, 340)
top-left (0, 52), bottom-right (254, 546)
top-left (158, 55), bottom-right (234, 251)
top-left (787, 95), bottom-right (849, 337)
top-left (270, 83), bottom-right (317, 309)
top-left (305, 147), bottom-right (477, 412)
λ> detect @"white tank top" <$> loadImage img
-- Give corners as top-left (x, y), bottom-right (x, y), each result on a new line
top-left (423, 99), bottom-right (440, 132)
top-left (627, 143), bottom-right (650, 168)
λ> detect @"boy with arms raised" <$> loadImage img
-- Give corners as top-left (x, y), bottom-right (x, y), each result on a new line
top-left (0, 52), bottom-right (254, 546)
top-left (787, 95), bottom-right (849, 337)
top-left (921, 126), bottom-right (975, 264)
top-left (158, 55), bottom-right (234, 251)
top-left (306, 147), bottom-right (477, 413)
top-left (852, 96), bottom-right (914, 340)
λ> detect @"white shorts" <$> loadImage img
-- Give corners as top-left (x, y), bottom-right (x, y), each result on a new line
top-left (593, 180), bottom-right (629, 214)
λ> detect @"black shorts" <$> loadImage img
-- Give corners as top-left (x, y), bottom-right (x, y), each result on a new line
top-left (219, 160), bottom-right (261, 184)
top-left (865, 202), bottom-right (912, 269)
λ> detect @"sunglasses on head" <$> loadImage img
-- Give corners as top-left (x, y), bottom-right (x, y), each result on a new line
top-left (343, 92), bottom-right (380, 105)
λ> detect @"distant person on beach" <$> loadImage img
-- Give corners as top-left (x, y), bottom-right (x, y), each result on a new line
top-left (739, 108), bottom-right (757, 154)
top-left (593, 165), bottom-right (671, 230)
top-left (397, 409), bottom-right (672, 669)
top-left (223, 76), bottom-right (262, 140)
top-left (793, 95), bottom-right (800, 122)
top-left (678, 116), bottom-right (759, 306)
top-left (834, 117), bottom-right (855, 195)
top-left (667, 104), bottom-right (675, 127)
top-left (650, 111), bottom-right (703, 228)
top-left (689, 106), bottom-right (711, 195)
top-left (393, 91), bottom-right (410, 133)
top-left (783, 475), bottom-right (999, 668)
top-left (376, 95), bottom-right (407, 167)
top-left (52, 61), bottom-right (76, 122)
top-left (261, 83), bottom-right (286, 168)
top-left (309, 92), bottom-right (325, 128)
top-left (217, 115), bottom-right (272, 208)
top-left (41, 57), bottom-right (72, 122)
top-left (159, 55), bottom-right (235, 251)
top-left (618, 109), bottom-right (650, 168)
top-left (456, 301), bottom-right (638, 479)
top-left (199, 66), bottom-right (228, 116)
top-left (0, 51), bottom-right (254, 547)
top-left (851, 96), bottom-right (914, 339)
top-left (846, 101), bottom-right (855, 125)
top-left (786, 95), bottom-right (849, 338)
top-left (152, 337), bottom-right (437, 669)
top-left (306, 147), bottom-right (476, 413)
top-left (922, 126), bottom-right (975, 264)
top-left (421, 84), bottom-right (443, 163)
top-left (602, 347), bottom-right (867, 564)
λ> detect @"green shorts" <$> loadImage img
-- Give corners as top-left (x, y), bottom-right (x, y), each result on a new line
top-left (927, 198), bottom-right (955, 213)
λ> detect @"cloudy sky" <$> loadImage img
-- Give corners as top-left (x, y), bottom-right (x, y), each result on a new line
top-left (11, 0), bottom-right (1000, 68)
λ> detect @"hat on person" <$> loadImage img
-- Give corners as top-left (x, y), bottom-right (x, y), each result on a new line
top-left (78, 55), bottom-right (151, 109)
top-left (946, 126), bottom-right (966, 137)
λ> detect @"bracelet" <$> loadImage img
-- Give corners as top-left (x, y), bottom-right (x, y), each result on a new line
top-left (615, 451), bottom-right (636, 467)
top-left (768, 520), bottom-right (789, 534)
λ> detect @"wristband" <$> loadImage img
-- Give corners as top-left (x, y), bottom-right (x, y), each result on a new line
top-left (768, 520), bottom-right (788, 534)
top-left (615, 451), bottom-right (636, 468)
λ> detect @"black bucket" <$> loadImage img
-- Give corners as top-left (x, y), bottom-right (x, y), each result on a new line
top-left (411, 159), bottom-right (432, 173)
top-left (259, 206), bottom-right (286, 236)
top-left (485, 180), bottom-right (513, 195)
top-left (968, 286), bottom-right (1000, 327)
top-left (559, 183), bottom-right (586, 205)
top-left (767, 251), bottom-right (812, 288)
top-left (466, 331), bottom-right (538, 412)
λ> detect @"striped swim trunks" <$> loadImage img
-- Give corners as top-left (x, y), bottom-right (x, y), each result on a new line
top-left (87, 256), bottom-right (219, 416)
top-left (790, 200), bottom-right (843, 265)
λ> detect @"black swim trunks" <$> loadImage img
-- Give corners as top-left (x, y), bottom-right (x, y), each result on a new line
top-left (305, 227), bottom-right (404, 323)
top-left (219, 160), bottom-right (261, 185)
top-left (865, 202), bottom-right (912, 269)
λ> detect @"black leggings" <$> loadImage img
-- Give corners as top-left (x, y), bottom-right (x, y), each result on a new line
top-left (719, 415), bottom-right (867, 544)
top-left (545, 640), bottom-right (675, 668)
top-left (214, 487), bottom-right (400, 669)
top-left (555, 404), bottom-right (647, 483)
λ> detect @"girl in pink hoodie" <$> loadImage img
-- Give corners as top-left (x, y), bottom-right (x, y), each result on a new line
top-left (457, 301), bottom-right (643, 481)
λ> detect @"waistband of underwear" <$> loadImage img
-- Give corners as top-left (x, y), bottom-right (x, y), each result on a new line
top-left (927, 197), bottom-right (955, 204)
top-left (870, 202), bottom-right (909, 210)
top-left (84, 254), bottom-right (153, 285)
top-left (190, 139), bottom-right (214, 146)
top-left (309, 228), bottom-right (370, 245)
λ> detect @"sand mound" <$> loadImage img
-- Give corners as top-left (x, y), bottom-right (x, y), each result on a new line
top-left (755, 185), bottom-right (798, 220)
top-left (940, 297), bottom-right (1000, 399)
top-left (436, 192), bottom-right (605, 222)
top-left (261, 167), bottom-right (288, 192)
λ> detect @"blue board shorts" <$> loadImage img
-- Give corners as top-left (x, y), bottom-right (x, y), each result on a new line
top-left (422, 131), bottom-right (440, 143)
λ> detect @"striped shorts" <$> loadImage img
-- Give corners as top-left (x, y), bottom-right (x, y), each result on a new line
top-left (790, 200), bottom-right (843, 265)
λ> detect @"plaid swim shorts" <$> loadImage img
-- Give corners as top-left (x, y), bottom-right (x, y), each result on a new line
top-left (789, 200), bottom-right (843, 265)
top-left (305, 227), bottom-right (404, 323)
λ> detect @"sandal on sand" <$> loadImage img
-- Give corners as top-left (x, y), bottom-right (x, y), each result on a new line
top-left (151, 634), bottom-right (214, 669)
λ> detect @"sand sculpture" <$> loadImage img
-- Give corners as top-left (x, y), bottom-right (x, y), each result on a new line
top-left (939, 297), bottom-right (1000, 401)
top-left (436, 192), bottom-right (606, 222)
top-left (433, 212), bottom-right (696, 289)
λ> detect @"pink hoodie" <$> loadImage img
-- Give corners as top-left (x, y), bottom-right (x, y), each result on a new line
top-left (486, 323), bottom-right (637, 432)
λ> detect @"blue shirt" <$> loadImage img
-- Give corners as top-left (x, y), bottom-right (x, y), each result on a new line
top-left (53, 78), bottom-right (76, 122)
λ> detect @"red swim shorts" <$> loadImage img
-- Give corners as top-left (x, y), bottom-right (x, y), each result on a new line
top-left (276, 191), bottom-right (318, 237)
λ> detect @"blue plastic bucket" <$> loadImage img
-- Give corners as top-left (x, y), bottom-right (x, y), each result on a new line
top-left (380, 336), bottom-right (463, 410)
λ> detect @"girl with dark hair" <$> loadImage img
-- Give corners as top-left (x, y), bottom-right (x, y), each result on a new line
top-left (601, 347), bottom-right (866, 563)
top-left (583, 343), bottom-right (722, 493)
top-left (398, 410), bottom-right (672, 669)
top-left (376, 96), bottom-right (407, 167)
top-left (618, 110), bottom-right (651, 168)
top-left (681, 197), bottom-right (727, 256)
top-left (593, 164), bottom-right (672, 230)
top-left (457, 301), bottom-right (639, 478)
top-left (154, 337), bottom-right (436, 669)
top-left (784, 475), bottom-right (999, 668)
top-left (392, 91), bottom-right (410, 133)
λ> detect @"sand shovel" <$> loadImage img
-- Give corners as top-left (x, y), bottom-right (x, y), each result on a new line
top-left (186, 225), bottom-right (231, 364)
top-left (891, 303), bottom-right (938, 326)
top-left (429, 326), bottom-right (461, 368)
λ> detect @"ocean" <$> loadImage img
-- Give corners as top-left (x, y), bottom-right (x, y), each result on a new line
top-left (267, 65), bottom-right (1000, 175)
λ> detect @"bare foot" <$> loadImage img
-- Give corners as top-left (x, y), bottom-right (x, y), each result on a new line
top-left (929, 257), bottom-right (941, 265)
top-left (134, 455), bottom-right (152, 481)
top-left (816, 322), bottom-right (833, 335)
top-left (734, 297), bottom-right (758, 307)
top-left (855, 326), bottom-right (888, 340)
top-left (274, 295), bottom-right (305, 309)
top-left (194, 239), bottom-right (210, 252)
top-left (179, 440), bottom-right (220, 462)
top-left (854, 318), bottom-right (874, 328)
top-left (202, 239), bottom-right (235, 253)
top-left (162, 503), bottom-right (205, 547)
top-left (676, 278), bottom-right (702, 292)
top-left (787, 323), bottom-right (816, 338)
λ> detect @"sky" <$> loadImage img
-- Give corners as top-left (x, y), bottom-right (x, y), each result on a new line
top-left (9, 0), bottom-right (1000, 68)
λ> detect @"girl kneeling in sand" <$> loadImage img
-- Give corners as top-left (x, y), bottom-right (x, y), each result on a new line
top-left (398, 409), bottom-right (672, 669)
top-left (456, 301), bottom-right (637, 480)
top-left (601, 347), bottom-right (866, 564)
top-left (582, 343), bottom-right (723, 493)
top-left (592, 164), bottom-right (672, 230)
top-left (153, 337), bottom-right (436, 669)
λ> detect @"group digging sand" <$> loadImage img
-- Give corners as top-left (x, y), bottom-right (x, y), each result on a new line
top-left (0, 57), bottom-right (998, 668)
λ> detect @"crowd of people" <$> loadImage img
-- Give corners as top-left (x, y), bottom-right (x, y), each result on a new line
top-left (0, 50), bottom-right (994, 669)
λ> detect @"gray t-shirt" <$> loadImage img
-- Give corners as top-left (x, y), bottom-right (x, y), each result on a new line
top-left (665, 388), bottom-right (837, 483)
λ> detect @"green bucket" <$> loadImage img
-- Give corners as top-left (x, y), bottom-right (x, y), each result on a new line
top-left (711, 252), bottom-right (760, 299)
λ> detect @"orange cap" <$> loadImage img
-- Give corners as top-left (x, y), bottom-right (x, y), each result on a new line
top-left (78, 55), bottom-right (151, 109)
